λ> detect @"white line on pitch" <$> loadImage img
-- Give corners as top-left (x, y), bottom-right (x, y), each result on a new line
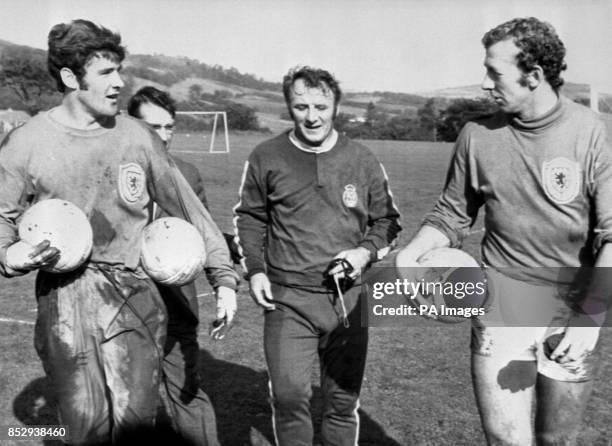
top-left (0, 317), bottom-right (34, 325)
top-left (196, 292), bottom-right (212, 298)
top-left (170, 150), bottom-right (228, 155)
top-left (469, 228), bottom-right (485, 235)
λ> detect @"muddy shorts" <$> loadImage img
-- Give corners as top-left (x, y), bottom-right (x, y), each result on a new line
top-left (34, 264), bottom-right (167, 444)
top-left (471, 268), bottom-right (599, 382)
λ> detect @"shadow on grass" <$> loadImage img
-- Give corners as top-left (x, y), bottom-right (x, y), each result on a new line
top-left (12, 353), bottom-right (401, 446)
top-left (12, 376), bottom-right (64, 446)
top-left (198, 349), bottom-right (402, 446)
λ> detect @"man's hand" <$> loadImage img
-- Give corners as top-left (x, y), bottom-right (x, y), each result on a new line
top-left (249, 272), bottom-right (276, 310)
top-left (6, 240), bottom-right (60, 272)
top-left (210, 286), bottom-right (237, 340)
top-left (395, 248), bottom-right (420, 269)
top-left (330, 247), bottom-right (371, 279)
top-left (395, 225), bottom-right (451, 270)
top-left (549, 326), bottom-right (600, 364)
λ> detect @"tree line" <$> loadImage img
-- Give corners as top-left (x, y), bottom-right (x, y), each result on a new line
top-left (334, 98), bottom-right (499, 142)
top-left (1, 43), bottom-right (607, 140)
top-left (174, 85), bottom-right (267, 132)
top-left (0, 46), bottom-right (267, 132)
top-left (336, 95), bottom-right (612, 142)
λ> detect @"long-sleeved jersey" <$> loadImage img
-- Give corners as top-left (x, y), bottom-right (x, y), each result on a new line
top-left (423, 97), bottom-right (612, 284)
top-left (157, 155), bottom-right (211, 325)
top-left (0, 110), bottom-right (237, 289)
top-left (172, 156), bottom-right (209, 209)
top-left (234, 132), bottom-right (401, 289)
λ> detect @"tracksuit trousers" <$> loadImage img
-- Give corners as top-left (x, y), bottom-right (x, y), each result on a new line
top-left (157, 285), bottom-right (220, 446)
top-left (264, 282), bottom-right (368, 446)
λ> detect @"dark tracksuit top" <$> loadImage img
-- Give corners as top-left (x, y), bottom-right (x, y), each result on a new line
top-left (234, 131), bottom-right (401, 289)
top-left (172, 156), bottom-right (209, 210)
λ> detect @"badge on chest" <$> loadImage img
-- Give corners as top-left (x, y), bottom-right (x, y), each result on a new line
top-left (541, 157), bottom-right (580, 204)
top-left (342, 184), bottom-right (359, 208)
top-left (118, 163), bottom-right (146, 204)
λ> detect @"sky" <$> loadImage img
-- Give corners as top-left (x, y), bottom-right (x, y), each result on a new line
top-left (0, 0), bottom-right (610, 94)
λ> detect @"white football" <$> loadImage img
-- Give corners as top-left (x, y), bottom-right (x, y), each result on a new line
top-left (140, 217), bottom-right (207, 286)
top-left (417, 247), bottom-right (480, 268)
top-left (417, 247), bottom-right (487, 323)
top-left (393, 247), bottom-right (487, 324)
top-left (18, 199), bottom-right (93, 273)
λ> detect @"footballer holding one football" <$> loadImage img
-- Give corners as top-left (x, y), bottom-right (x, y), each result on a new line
top-left (396, 17), bottom-right (612, 445)
top-left (0, 20), bottom-right (238, 445)
top-left (234, 66), bottom-right (401, 446)
top-left (127, 86), bottom-right (234, 446)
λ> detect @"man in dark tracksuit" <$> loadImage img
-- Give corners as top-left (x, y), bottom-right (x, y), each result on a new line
top-left (234, 66), bottom-right (401, 446)
top-left (128, 87), bottom-right (233, 446)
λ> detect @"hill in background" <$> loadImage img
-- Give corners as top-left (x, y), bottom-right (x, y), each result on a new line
top-left (0, 38), bottom-right (609, 136)
top-left (424, 82), bottom-right (612, 110)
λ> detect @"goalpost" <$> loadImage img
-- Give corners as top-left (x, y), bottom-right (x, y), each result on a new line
top-left (175, 111), bottom-right (230, 154)
top-left (590, 84), bottom-right (599, 113)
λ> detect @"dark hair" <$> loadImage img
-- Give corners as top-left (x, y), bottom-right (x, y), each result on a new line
top-left (282, 66), bottom-right (342, 114)
top-left (482, 17), bottom-right (566, 91)
top-left (127, 86), bottom-right (177, 119)
top-left (48, 19), bottom-right (126, 92)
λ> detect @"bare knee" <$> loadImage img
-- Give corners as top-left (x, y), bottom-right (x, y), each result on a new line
top-left (534, 374), bottom-right (591, 446)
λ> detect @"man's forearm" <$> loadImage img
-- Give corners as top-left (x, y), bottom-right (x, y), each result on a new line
top-left (396, 225), bottom-right (451, 265)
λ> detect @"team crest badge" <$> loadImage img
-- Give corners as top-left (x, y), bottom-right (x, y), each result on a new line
top-left (118, 163), bottom-right (146, 204)
top-left (342, 184), bottom-right (358, 208)
top-left (541, 157), bottom-right (580, 204)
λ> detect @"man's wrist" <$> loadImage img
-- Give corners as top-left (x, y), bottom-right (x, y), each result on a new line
top-left (357, 243), bottom-right (375, 262)
top-left (5, 241), bottom-right (34, 272)
top-left (214, 278), bottom-right (238, 292)
top-left (245, 267), bottom-right (266, 281)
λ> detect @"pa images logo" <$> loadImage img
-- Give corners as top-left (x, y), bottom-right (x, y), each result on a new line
top-left (118, 163), bottom-right (146, 204)
top-left (542, 157), bottom-right (580, 204)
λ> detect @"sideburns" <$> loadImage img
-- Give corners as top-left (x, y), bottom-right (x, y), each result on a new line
top-left (77, 76), bottom-right (89, 91)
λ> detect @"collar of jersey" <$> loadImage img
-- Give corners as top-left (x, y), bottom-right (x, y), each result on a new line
top-left (44, 108), bottom-right (113, 137)
top-left (510, 95), bottom-right (563, 132)
top-left (289, 129), bottom-right (338, 153)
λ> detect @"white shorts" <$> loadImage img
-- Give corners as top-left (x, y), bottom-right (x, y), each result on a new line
top-left (471, 268), bottom-right (599, 382)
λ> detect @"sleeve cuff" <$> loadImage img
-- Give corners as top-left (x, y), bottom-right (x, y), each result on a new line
top-left (593, 230), bottom-right (612, 257)
top-left (357, 240), bottom-right (378, 260)
top-left (244, 265), bottom-right (266, 280)
top-left (214, 276), bottom-right (239, 292)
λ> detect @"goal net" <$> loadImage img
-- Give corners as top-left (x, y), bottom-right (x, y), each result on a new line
top-left (175, 111), bottom-right (230, 154)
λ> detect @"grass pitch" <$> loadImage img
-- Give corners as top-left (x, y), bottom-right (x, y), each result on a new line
top-left (0, 133), bottom-right (611, 445)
